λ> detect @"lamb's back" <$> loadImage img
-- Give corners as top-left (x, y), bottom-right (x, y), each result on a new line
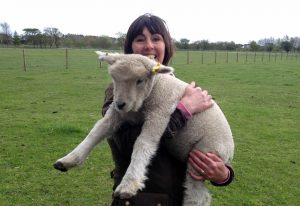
top-left (144, 74), bottom-right (187, 114)
top-left (143, 74), bottom-right (234, 163)
top-left (166, 102), bottom-right (234, 163)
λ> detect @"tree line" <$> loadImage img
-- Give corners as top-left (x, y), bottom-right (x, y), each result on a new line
top-left (1, 22), bottom-right (299, 53)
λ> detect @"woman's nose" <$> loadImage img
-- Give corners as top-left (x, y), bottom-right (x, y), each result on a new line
top-left (144, 39), bottom-right (154, 49)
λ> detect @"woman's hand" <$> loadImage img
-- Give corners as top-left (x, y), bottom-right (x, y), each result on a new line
top-left (188, 150), bottom-right (230, 184)
top-left (180, 82), bottom-right (213, 115)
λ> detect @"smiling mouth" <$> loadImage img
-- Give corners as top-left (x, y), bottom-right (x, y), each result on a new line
top-left (146, 54), bottom-right (158, 61)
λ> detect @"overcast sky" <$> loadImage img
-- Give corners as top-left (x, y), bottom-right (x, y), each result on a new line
top-left (1, 0), bottom-right (299, 44)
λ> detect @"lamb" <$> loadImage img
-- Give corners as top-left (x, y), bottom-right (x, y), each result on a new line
top-left (54, 51), bottom-right (234, 206)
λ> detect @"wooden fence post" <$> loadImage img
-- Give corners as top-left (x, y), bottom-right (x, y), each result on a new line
top-left (22, 49), bottom-right (27, 72)
top-left (226, 51), bottom-right (228, 64)
top-left (214, 51), bottom-right (217, 64)
top-left (65, 48), bottom-right (68, 69)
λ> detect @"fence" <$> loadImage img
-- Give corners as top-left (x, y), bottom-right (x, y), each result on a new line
top-left (0, 48), bottom-right (101, 71)
top-left (0, 48), bottom-right (299, 72)
top-left (173, 50), bottom-right (299, 65)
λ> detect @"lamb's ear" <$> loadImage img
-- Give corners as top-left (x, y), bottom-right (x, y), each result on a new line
top-left (95, 51), bottom-right (121, 65)
top-left (151, 63), bottom-right (174, 74)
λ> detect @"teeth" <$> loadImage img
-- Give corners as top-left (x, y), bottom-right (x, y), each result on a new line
top-left (147, 55), bottom-right (155, 60)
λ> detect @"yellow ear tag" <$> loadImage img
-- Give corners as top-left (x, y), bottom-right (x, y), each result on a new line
top-left (152, 63), bottom-right (161, 74)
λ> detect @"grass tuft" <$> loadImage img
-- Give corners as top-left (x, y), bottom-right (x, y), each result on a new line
top-left (40, 123), bottom-right (84, 136)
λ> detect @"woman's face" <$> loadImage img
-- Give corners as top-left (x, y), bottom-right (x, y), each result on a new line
top-left (131, 27), bottom-right (165, 64)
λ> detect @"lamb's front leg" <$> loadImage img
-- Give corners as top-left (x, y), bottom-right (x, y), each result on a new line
top-left (54, 117), bottom-right (113, 172)
top-left (114, 135), bottom-right (161, 198)
top-left (114, 113), bottom-right (171, 198)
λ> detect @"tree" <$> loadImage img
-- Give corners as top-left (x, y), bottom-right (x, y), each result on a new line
top-left (115, 32), bottom-right (126, 49)
top-left (0, 22), bottom-right (12, 46)
top-left (190, 40), bottom-right (210, 50)
top-left (290, 37), bottom-right (300, 52)
top-left (175, 38), bottom-right (190, 49)
top-left (22, 28), bottom-right (41, 47)
top-left (98, 35), bottom-right (113, 49)
top-left (281, 41), bottom-right (292, 53)
top-left (224, 41), bottom-right (236, 51)
top-left (12, 31), bottom-right (21, 46)
top-left (265, 43), bottom-right (274, 52)
top-left (199, 40), bottom-right (210, 50)
top-left (258, 37), bottom-right (275, 52)
top-left (280, 36), bottom-right (292, 53)
top-left (249, 41), bottom-right (258, 51)
top-left (44, 27), bottom-right (62, 48)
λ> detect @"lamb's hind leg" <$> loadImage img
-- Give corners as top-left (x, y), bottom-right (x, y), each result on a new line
top-left (54, 117), bottom-right (113, 172)
top-left (183, 166), bottom-right (211, 206)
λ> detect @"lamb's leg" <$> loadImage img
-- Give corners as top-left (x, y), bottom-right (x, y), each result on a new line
top-left (114, 135), bottom-right (161, 198)
top-left (54, 116), bottom-right (114, 172)
top-left (182, 164), bottom-right (211, 206)
top-left (114, 113), bottom-right (171, 198)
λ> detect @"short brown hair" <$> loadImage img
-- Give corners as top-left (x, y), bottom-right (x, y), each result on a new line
top-left (124, 13), bottom-right (174, 65)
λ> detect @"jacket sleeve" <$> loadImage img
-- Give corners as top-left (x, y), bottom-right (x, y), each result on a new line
top-left (162, 109), bottom-right (188, 139)
top-left (102, 83), bottom-right (114, 117)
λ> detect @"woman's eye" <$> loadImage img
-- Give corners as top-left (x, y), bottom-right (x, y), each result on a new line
top-left (134, 35), bottom-right (145, 42)
top-left (152, 34), bottom-right (163, 42)
top-left (135, 38), bottom-right (144, 42)
top-left (136, 79), bottom-right (143, 85)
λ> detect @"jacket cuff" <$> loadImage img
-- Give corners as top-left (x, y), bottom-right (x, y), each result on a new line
top-left (211, 165), bottom-right (234, 186)
top-left (177, 101), bottom-right (192, 119)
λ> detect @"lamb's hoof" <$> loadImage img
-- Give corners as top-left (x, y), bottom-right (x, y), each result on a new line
top-left (113, 182), bottom-right (140, 199)
top-left (120, 192), bottom-right (134, 199)
top-left (113, 191), bottom-right (134, 199)
top-left (53, 161), bottom-right (68, 172)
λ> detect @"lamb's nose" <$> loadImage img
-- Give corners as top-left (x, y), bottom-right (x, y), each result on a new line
top-left (116, 101), bottom-right (126, 110)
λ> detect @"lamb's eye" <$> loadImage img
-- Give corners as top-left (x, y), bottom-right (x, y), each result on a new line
top-left (136, 79), bottom-right (143, 85)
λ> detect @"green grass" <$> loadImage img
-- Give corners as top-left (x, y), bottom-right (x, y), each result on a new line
top-left (0, 48), bottom-right (299, 205)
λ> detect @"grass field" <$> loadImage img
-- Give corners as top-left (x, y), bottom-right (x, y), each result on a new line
top-left (0, 48), bottom-right (299, 205)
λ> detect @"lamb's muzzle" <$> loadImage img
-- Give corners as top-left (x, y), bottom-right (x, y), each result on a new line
top-left (115, 101), bottom-right (126, 110)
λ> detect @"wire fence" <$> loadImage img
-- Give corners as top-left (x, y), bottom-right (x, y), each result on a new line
top-left (173, 50), bottom-right (300, 65)
top-left (1, 48), bottom-right (299, 72)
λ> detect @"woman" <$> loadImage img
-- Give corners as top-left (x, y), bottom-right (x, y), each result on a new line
top-left (102, 13), bottom-right (234, 206)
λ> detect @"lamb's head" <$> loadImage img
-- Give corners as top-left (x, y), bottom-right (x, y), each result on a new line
top-left (96, 51), bottom-right (174, 112)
